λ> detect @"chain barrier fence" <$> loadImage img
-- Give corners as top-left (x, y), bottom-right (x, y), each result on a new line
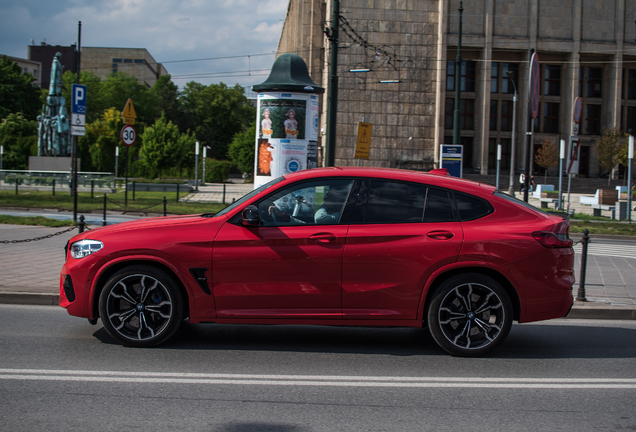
top-left (0, 225), bottom-right (78, 244)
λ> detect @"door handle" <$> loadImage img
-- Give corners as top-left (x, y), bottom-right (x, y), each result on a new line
top-left (309, 233), bottom-right (337, 243)
top-left (427, 230), bottom-right (454, 240)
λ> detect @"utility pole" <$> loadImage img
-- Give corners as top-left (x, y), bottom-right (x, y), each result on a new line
top-left (452, 1), bottom-right (464, 148)
top-left (507, 71), bottom-right (518, 195)
top-left (325, 0), bottom-right (340, 167)
top-left (72, 21), bottom-right (81, 223)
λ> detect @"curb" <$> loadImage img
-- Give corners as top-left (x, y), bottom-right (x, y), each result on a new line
top-left (0, 292), bottom-right (59, 306)
top-left (1, 292), bottom-right (635, 320)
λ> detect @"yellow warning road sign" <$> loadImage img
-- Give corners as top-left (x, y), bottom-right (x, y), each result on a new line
top-left (122, 98), bottom-right (137, 124)
top-left (354, 122), bottom-right (372, 160)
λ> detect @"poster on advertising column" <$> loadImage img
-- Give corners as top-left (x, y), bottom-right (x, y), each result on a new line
top-left (254, 93), bottom-right (320, 188)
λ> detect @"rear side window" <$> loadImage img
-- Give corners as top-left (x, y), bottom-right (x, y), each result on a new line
top-left (424, 188), bottom-right (456, 222)
top-left (454, 193), bottom-right (493, 221)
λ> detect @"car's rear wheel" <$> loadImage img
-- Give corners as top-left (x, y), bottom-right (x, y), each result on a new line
top-left (427, 273), bottom-right (512, 357)
top-left (99, 265), bottom-right (184, 347)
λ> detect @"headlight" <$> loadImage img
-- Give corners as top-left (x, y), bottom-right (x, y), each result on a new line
top-left (70, 240), bottom-right (104, 259)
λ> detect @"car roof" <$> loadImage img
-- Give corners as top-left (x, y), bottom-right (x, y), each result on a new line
top-left (283, 167), bottom-right (496, 196)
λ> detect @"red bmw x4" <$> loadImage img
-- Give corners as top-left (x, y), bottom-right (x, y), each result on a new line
top-left (60, 167), bottom-right (574, 356)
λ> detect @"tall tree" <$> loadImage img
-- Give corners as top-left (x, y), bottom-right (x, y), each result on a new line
top-left (179, 82), bottom-right (255, 159)
top-left (79, 108), bottom-right (122, 172)
top-left (151, 75), bottom-right (181, 126)
top-left (0, 113), bottom-right (38, 170)
top-left (594, 128), bottom-right (628, 186)
top-left (139, 114), bottom-right (182, 179)
top-left (228, 123), bottom-right (256, 174)
top-left (0, 56), bottom-right (41, 121)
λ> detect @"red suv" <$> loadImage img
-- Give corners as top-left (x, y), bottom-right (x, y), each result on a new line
top-left (60, 167), bottom-right (574, 356)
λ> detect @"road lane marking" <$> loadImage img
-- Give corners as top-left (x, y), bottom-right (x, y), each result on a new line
top-left (1, 369), bottom-right (635, 389)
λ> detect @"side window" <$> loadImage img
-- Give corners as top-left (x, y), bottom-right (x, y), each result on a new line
top-left (363, 181), bottom-right (427, 223)
top-left (255, 179), bottom-right (354, 226)
top-left (455, 193), bottom-right (493, 221)
top-left (424, 188), bottom-right (456, 223)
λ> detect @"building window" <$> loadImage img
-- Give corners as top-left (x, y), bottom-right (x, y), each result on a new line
top-left (488, 138), bottom-right (511, 170)
top-left (586, 67), bottom-right (602, 98)
top-left (124, 59), bottom-right (133, 63)
top-left (112, 58), bottom-right (122, 63)
top-left (134, 59), bottom-right (145, 64)
top-left (628, 70), bottom-right (636, 100)
top-left (543, 102), bottom-right (560, 133)
top-left (444, 99), bottom-right (474, 130)
top-left (502, 63), bottom-right (519, 94)
top-left (490, 101), bottom-right (498, 131)
top-left (544, 65), bottom-right (561, 96)
top-left (585, 104), bottom-right (601, 135)
top-left (626, 106), bottom-right (636, 134)
top-left (500, 100), bottom-right (513, 132)
top-left (491, 63), bottom-right (498, 93)
top-left (446, 61), bottom-right (476, 92)
top-left (445, 98), bottom-right (454, 129)
top-left (460, 99), bottom-right (474, 130)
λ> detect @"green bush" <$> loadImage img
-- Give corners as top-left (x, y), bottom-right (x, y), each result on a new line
top-left (205, 159), bottom-right (232, 183)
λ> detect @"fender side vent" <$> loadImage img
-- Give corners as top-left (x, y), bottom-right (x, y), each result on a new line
top-left (189, 268), bottom-right (211, 295)
top-left (63, 275), bottom-right (75, 302)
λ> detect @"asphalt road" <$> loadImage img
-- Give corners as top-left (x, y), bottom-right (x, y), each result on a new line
top-left (1, 305), bottom-right (635, 432)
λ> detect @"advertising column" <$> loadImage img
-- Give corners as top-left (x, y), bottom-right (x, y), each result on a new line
top-left (255, 93), bottom-right (320, 188)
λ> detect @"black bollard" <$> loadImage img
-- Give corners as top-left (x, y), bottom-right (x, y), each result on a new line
top-left (176, 183), bottom-right (180, 202)
top-left (103, 193), bottom-right (107, 226)
top-left (78, 215), bottom-right (86, 233)
top-left (576, 229), bottom-right (590, 302)
top-left (52, 178), bottom-right (56, 196)
top-left (163, 196), bottom-right (167, 216)
top-left (222, 184), bottom-right (226, 204)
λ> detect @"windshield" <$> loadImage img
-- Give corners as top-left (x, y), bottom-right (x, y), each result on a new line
top-left (212, 176), bottom-right (286, 218)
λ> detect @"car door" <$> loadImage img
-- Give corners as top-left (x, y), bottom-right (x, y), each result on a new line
top-left (342, 180), bottom-right (464, 320)
top-left (212, 178), bottom-right (356, 319)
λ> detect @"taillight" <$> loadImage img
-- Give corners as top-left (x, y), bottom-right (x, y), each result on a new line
top-left (532, 231), bottom-right (573, 248)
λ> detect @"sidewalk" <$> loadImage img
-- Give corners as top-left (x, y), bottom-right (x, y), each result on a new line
top-left (1, 213), bottom-right (635, 319)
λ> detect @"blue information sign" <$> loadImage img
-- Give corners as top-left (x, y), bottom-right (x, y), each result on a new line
top-left (440, 145), bottom-right (463, 178)
top-left (71, 84), bottom-right (87, 114)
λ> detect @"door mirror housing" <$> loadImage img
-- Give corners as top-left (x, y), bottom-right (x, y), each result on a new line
top-left (241, 205), bottom-right (260, 227)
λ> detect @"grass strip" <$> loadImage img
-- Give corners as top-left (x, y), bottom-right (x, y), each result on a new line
top-left (0, 215), bottom-right (76, 227)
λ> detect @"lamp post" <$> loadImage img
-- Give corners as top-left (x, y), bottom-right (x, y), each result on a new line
top-left (452, 0), bottom-right (464, 148)
top-left (506, 71), bottom-right (518, 196)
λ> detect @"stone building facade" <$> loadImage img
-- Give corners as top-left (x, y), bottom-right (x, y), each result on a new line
top-left (276, 0), bottom-right (636, 178)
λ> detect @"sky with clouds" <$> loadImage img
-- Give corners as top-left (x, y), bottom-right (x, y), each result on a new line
top-left (0, 0), bottom-right (288, 90)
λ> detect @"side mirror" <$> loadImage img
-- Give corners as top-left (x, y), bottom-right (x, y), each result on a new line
top-left (241, 205), bottom-right (260, 227)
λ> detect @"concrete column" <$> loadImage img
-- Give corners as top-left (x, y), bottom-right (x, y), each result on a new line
top-left (434, 0), bottom-right (450, 168)
top-left (478, 0), bottom-right (494, 174)
top-left (564, 0), bottom-right (582, 137)
top-left (607, 0), bottom-right (625, 129)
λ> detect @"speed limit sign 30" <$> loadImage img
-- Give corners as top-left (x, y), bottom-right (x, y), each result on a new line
top-left (121, 125), bottom-right (137, 146)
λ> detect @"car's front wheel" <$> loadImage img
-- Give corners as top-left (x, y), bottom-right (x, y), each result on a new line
top-left (427, 273), bottom-right (512, 357)
top-left (98, 265), bottom-right (184, 347)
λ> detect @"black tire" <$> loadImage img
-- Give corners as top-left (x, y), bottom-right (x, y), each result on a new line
top-left (427, 273), bottom-right (512, 357)
top-left (98, 265), bottom-right (184, 347)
